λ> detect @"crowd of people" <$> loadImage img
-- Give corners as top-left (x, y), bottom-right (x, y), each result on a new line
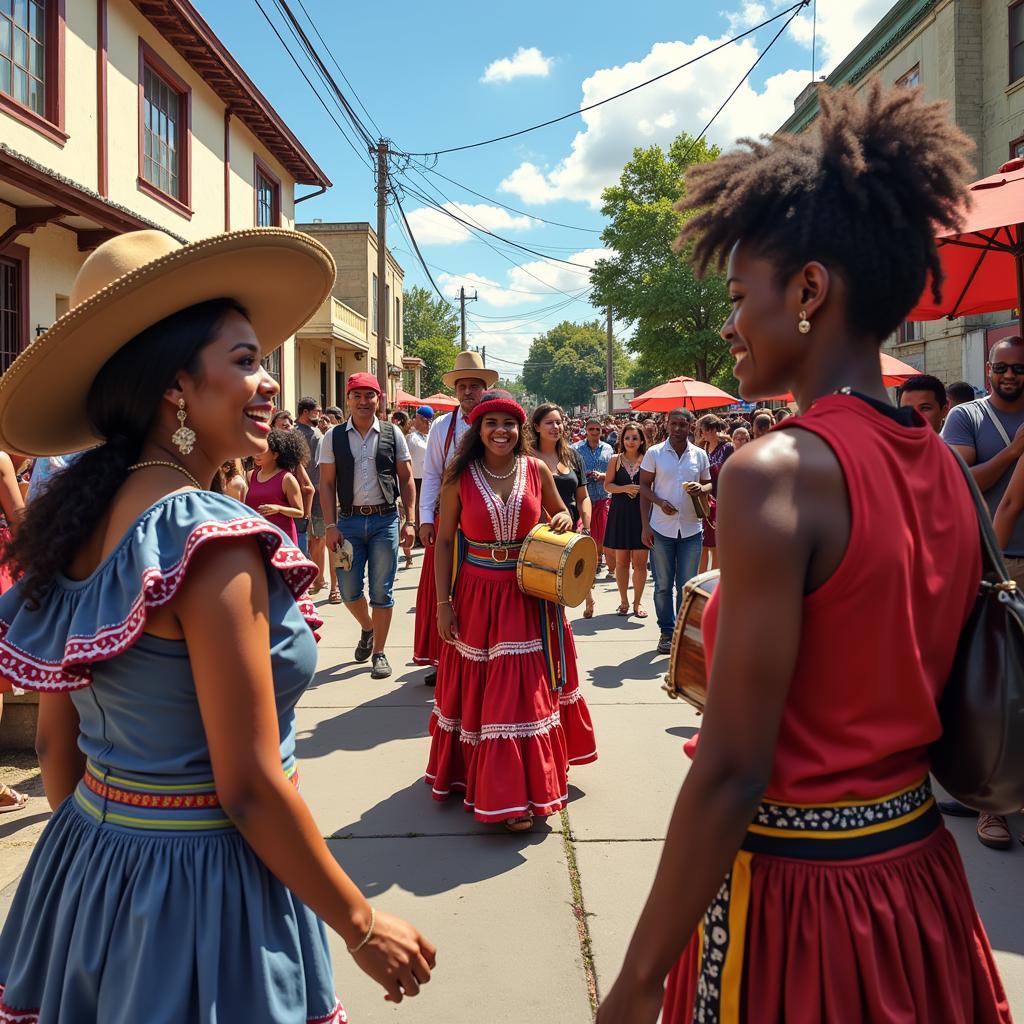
top-left (0, 81), bottom-right (1019, 1023)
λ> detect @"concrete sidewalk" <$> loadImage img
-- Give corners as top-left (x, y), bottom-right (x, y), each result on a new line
top-left (2, 553), bottom-right (1022, 1021)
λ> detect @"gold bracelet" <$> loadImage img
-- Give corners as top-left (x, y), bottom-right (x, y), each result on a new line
top-left (437, 599), bottom-right (451, 606)
top-left (348, 905), bottom-right (376, 954)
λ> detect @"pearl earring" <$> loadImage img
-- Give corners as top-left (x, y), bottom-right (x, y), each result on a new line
top-left (798, 310), bottom-right (811, 335)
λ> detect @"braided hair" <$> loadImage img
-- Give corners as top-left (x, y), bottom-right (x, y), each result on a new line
top-left (675, 82), bottom-right (974, 339)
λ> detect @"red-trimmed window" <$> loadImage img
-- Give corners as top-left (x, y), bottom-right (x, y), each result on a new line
top-left (1012, 135), bottom-right (1024, 161)
top-left (1012, 2), bottom-right (1024, 84)
top-left (0, 0), bottom-right (65, 145)
top-left (138, 41), bottom-right (191, 216)
top-left (254, 156), bottom-right (281, 227)
top-left (0, 244), bottom-right (28, 375)
top-left (896, 64), bottom-right (920, 88)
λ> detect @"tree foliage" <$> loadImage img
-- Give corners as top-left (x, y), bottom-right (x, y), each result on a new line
top-left (590, 134), bottom-right (733, 388)
top-left (403, 286), bottom-right (460, 395)
top-left (521, 320), bottom-right (632, 410)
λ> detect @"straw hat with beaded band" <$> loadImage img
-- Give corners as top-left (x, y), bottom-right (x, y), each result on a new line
top-left (0, 228), bottom-right (336, 457)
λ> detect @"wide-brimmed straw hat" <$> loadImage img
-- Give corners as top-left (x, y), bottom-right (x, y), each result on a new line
top-left (0, 228), bottom-right (336, 456)
top-left (441, 349), bottom-right (498, 389)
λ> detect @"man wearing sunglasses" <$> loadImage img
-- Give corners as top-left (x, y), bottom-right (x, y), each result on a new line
top-left (941, 336), bottom-right (1024, 851)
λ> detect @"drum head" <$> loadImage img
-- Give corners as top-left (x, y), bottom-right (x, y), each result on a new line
top-left (560, 533), bottom-right (598, 607)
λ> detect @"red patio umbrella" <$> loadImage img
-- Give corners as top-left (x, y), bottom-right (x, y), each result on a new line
top-left (762, 352), bottom-right (921, 402)
top-left (908, 157), bottom-right (1024, 321)
top-left (420, 392), bottom-right (459, 411)
top-left (629, 376), bottom-right (737, 413)
top-left (395, 388), bottom-right (420, 407)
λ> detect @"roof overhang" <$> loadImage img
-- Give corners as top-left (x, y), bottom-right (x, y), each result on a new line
top-left (130, 0), bottom-right (332, 188)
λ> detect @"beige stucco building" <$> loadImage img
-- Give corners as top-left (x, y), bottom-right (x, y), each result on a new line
top-left (0, 0), bottom-right (330, 420)
top-left (296, 221), bottom-right (405, 409)
top-left (780, 0), bottom-right (1024, 388)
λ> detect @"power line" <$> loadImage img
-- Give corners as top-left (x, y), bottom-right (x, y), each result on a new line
top-left (396, 0), bottom-right (808, 157)
top-left (679, 0), bottom-right (805, 165)
top-left (408, 162), bottom-right (603, 234)
top-left (293, 0), bottom-right (385, 140)
top-left (397, 180), bottom-right (596, 269)
top-left (392, 189), bottom-right (453, 307)
top-left (272, 0), bottom-right (374, 147)
top-left (251, 0), bottom-right (372, 171)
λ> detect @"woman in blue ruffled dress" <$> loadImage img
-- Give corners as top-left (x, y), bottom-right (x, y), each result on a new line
top-left (0, 228), bottom-right (436, 1023)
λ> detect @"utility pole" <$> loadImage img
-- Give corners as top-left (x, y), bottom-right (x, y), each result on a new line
top-left (606, 305), bottom-right (614, 415)
top-left (375, 139), bottom-right (389, 408)
top-left (481, 345), bottom-right (486, 367)
top-left (459, 286), bottom-right (478, 350)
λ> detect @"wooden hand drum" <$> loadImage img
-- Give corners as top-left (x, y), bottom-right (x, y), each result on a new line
top-left (516, 524), bottom-right (598, 607)
top-left (663, 570), bottom-right (720, 711)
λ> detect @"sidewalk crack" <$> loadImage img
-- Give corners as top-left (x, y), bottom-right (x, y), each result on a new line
top-left (560, 807), bottom-right (599, 1018)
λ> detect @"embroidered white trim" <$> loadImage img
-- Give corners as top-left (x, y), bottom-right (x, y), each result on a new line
top-left (469, 457), bottom-right (529, 543)
top-left (0, 517), bottom-right (322, 693)
top-left (451, 638), bottom-right (544, 662)
top-left (559, 688), bottom-right (583, 706)
top-left (432, 706), bottom-right (562, 746)
top-left (465, 792), bottom-right (568, 818)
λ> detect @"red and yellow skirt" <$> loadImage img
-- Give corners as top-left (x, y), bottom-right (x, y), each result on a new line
top-left (663, 779), bottom-right (1012, 1023)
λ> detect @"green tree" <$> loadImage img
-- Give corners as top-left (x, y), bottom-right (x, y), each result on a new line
top-left (403, 285), bottom-right (460, 395)
top-left (590, 134), bottom-right (732, 387)
top-left (495, 375), bottom-right (531, 405)
top-left (521, 320), bottom-right (632, 410)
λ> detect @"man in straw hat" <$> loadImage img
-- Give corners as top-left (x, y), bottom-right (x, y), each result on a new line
top-left (318, 372), bottom-right (416, 680)
top-left (0, 227), bottom-right (435, 1017)
top-left (413, 351), bottom-right (498, 683)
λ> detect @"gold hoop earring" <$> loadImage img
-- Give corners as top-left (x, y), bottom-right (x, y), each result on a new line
top-left (798, 310), bottom-right (811, 335)
top-left (172, 399), bottom-right (197, 455)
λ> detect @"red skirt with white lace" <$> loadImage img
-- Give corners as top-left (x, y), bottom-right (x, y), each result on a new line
top-left (425, 556), bottom-right (597, 822)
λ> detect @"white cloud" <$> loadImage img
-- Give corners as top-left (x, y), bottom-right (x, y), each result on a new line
top-left (436, 271), bottom-right (528, 309)
top-left (788, 0), bottom-right (896, 75)
top-left (498, 36), bottom-right (811, 208)
top-left (497, 2), bottom-right (897, 208)
top-left (481, 47), bottom-right (554, 84)
top-left (402, 202), bottom-right (533, 245)
top-left (725, 1), bottom-right (767, 32)
top-left (506, 247), bottom-right (607, 296)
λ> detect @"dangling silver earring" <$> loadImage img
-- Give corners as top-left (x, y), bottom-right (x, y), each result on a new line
top-left (172, 399), bottom-right (197, 455)
top-left (798, 310), bottom-right (811, 335)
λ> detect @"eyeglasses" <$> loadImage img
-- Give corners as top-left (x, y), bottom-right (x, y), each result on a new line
top-left (991, 363), bottom-right (1024, 375)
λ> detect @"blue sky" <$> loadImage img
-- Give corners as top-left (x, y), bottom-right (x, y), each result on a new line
top-left (195, 0), bottom-right (896, 374)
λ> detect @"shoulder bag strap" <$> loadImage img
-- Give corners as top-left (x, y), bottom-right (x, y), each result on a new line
top-left (980, 398), bottom-right (1013, 449)
top-left (948, 447), bottom-right (1013, 583)
top-left (442, 413), bottom-right (458, 463)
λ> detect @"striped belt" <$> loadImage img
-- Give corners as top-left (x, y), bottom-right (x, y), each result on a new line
top-left (74, 758), bottom-right (299, 832)
top-left (692, 778), bottom-right (939, 1024)
top-left (464, 539), bottom-right (522, 567)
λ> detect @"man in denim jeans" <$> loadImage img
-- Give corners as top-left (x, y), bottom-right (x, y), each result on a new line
top-left (318, 373), bottom-right (416, 679)
top-left (639, 408), bottom-right (712, 655)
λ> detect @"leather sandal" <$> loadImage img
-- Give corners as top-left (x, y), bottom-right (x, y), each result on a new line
top-left (504, 815), bottom-right (533, 833)
top-left (977, 812), bottom-right (1012, 850)
top-left (0, 783), bottom-right (28, 814)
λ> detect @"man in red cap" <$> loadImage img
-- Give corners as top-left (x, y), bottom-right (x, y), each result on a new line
top-left (318, 373), bottom-right (416, 679)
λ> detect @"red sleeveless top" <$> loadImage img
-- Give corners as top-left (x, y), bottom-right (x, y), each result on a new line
top-left (697, 395), bottom-right (981, 803)
top-left (458, 457), bottom-right (541, 543)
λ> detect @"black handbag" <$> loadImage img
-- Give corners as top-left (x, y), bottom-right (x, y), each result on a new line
top-left (930, 451), bottom-right (1024, 813)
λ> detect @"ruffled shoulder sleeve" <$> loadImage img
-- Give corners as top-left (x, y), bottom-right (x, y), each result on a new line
top-left (0, 491), bottom-right (322, 693)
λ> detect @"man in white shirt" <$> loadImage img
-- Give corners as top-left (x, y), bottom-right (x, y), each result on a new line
top-left (407, 405), bottom-right (433, 541)
top-left (414, 351), bottom-right (498, 683)
top-left (318, 373), bottom-right (416, 680)
top-left (639, 407), bottom-right (712, 655)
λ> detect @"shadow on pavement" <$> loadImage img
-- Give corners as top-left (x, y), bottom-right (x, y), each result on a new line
top-left (589, 649), bottom-right (664, 688)
top-left (296, 691), bottom-right (431, 755)
top-left (0, 810), bottom-right (49, 841)
top-left (665, 725), bottom-right (699, 740)
top-left (330, 780), bottom-right (554, 897)
top-left (570, 616), bottom-right (646, 638)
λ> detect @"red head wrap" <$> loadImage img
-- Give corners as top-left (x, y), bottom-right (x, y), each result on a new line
top-left (467, 396), bottom-right (526, 426)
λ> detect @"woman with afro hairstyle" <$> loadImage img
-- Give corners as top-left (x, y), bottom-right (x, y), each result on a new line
top-left (244, 427), bottom-right (308, 546)
top-left (598, 84), bottom-right (1010, 1024)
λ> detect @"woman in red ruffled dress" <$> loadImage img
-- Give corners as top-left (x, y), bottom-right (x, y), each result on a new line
top-left (426, 391), bottom-right (597, 832)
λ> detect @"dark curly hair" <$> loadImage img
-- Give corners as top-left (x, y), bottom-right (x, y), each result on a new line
top-left (266, 428), bottom-right (308, 474)
top-left (675, 82), bottom-right (974, 339)
top-left (7, 298), bottom-right (246, 607)
top-left (444, 390), bottom-right (526, 486)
